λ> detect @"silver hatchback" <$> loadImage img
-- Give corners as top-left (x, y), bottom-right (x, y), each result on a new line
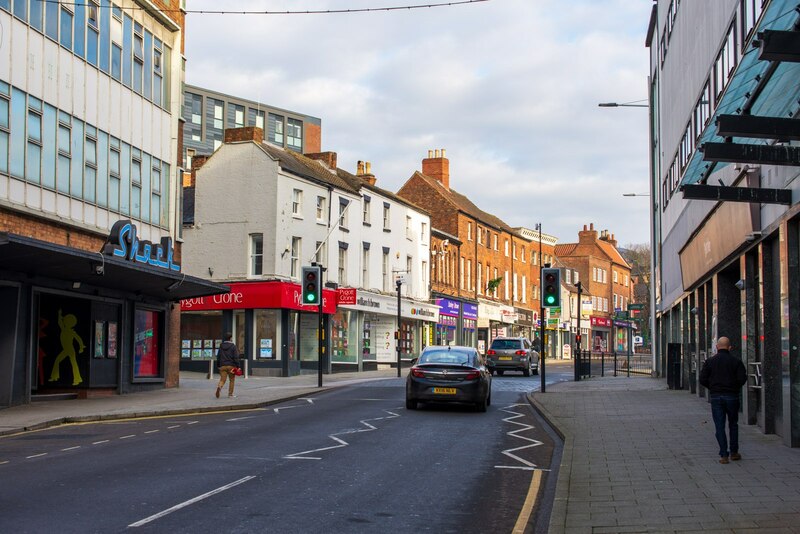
top-left (486, 337), bottom-right (539, 377)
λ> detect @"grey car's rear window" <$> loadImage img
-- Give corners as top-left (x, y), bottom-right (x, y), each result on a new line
top-left (419, 350), bottom-right (473, 365)
top-left (490, 339), bottom-right (522, 350)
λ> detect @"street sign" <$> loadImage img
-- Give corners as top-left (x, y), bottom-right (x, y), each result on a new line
top-left (614, 310), bottom-right (629, 319)
top-left (628, 303), bottom-right (645, 311)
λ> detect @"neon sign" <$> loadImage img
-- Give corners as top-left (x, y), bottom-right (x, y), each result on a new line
top-left (102, 220), bottom-right (181, 272)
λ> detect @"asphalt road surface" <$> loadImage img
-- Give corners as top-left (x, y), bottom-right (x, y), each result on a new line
top-left (0, 361), bottom-right (574, 533)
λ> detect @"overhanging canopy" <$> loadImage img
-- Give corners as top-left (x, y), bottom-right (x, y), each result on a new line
top-left (0, 233), bottom-right (229, 301)
top-left (680, 0), bottom-right (800, 186)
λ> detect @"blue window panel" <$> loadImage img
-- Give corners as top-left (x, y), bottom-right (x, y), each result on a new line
top-left (60, 7), bottom-right (73, 50)
top-left (57, 154), bottom-right (70, 193)
top-left (30, 0), bottom-right (43, 31)
top-left (96, 131), bottom-right (108, 207)
top-left (12, 0), bottom-right (26, 21)
top-left (26, 142), bottom-right (41, 184)
top-left (0, 131), bottom-right (8, 174)
top-left (0, 81), bottom-right (8, 95)
top-left (163, 44), bottom-right (171, 112)
top-left (122, 14), bottom-right (132, 87)
top-left (99, 0), bottom-right (110, 73)
top-left (73, 2), bottom-right (85, 58)
top-left (86, 27), bottom-right (98, 66)
top-left (84, 137), bottom-right (96, 202)
top-left (45, 1), bottom-right (58, 41)
top-left (150, 194), bottom-right (160, 225)
top-left (70, 119), bottom-right (83, 197)
top-left (133, 59), bottom-right (142, 94)
top-left (111, 43), bottom-right (121, 81)
top-left (141, 153), bottom-right (150, 221)
top-left (161, 161), bottom-right (170, 225)
top-left (42, 104), bottom-right (56, 189)
top-left (131, 184), bottom-right (140, 218)
top-left (153, 74), bottom-right (162, 107)
top-left (143, 31), bottom-right (152, 100)
top-left (109, 176), bottom-right (119, 211)
top-left (119, 142), bottom-right (130, 214)
top-left (0, 1), bottom-right (9, 13)
top-left (27, 110), bottom-right (41, 141)
top-left (9, 88), bottom-right (26, 180)
top-left (0, 97), bottom-right (8, 128)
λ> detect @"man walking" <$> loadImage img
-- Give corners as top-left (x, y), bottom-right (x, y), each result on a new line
top-left (215, 333), bottom-right (240, 399)
top-left (699, 336), bottom-right (747, 464)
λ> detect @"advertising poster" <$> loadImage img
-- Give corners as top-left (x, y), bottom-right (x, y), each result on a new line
top-left (37, 293), bottom-right (91, 388)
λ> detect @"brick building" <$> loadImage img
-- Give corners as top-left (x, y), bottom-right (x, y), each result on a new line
top-left (555, 223), bottom-right (633, 353)
top-left (398, 149), bottom-right (535, 352)
top-left (0, 2), bottom-right (225, 407)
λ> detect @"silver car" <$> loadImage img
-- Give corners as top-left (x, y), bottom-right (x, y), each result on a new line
top-left (486, 337), bottom-right (539, 376)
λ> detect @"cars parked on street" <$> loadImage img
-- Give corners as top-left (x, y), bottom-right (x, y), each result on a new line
top-left (485, 337), bottom-right (539, 376)
top-left (405, 345), bottom-right (492, 412)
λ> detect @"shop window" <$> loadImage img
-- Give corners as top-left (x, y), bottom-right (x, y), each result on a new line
top-left (180, 312), bottom-right (222, 361)
top-left (37, 293), bottom-right (91, 388)
top-left (255, 309), bottom-right (279, 359)
top-left (133, 309), bottom-right (162, 378)
top-left (331, 309), bottom-right (358, 364)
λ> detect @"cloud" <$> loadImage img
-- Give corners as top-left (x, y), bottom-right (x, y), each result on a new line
top-left (185, 0), bottom-right (653, 245)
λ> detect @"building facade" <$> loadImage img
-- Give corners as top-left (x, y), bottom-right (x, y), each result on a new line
top-left (555, 224), bottom-right (634, 355)
top-left (397, 149), bottom-right (536, 354)
top-left (181, 84), bottom-right (321, 172)
top-left (180, 128), bottom-right (436, 375)
top-left (0, 1), bottom-right (226, 408)
top-left (647, 0), bottom-right (800, 446)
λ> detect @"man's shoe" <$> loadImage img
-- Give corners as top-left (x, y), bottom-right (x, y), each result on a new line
top-left (730, 453), bottom-right (741, 461)
top-left (719, 456), bottom-right (730, 464)
top-left (215, 387), bottom-right (221, 399)
top-left (228, 394), bottom-right (236, 398)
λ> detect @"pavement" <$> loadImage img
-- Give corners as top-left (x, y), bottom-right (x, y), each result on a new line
top-left (531, 377), bottom-right (800, 534)
top-left (3, 367), bottom-right (800, 533)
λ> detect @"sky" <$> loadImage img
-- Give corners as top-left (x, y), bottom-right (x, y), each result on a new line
top-left (184, 0), bottom-right (653, 247)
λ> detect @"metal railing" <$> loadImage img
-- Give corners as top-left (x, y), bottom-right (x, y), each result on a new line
top-left (575, 350), bottom-right (653, 379)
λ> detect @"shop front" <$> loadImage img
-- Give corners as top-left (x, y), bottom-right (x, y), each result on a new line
top-left (477, 300), bottom-right (517, 353)
top-left (613, 319), bottom-right (635, 354)
top-left (320, 289), bottom-right (438, 372)
top-left (180, 280), bottom-right (336, 377)
top-left (512, 307), bottom-right (535, 339)
top-left (434, 297), bottom-right (478, 349)
top-left (590, 316), bottom-right (613, 353)
top-left (0, 224), bottom-right (228, 407)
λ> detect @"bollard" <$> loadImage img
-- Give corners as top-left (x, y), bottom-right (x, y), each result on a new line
top-left (601, 351), bottom-right (605, 377)
top-left (627, 352), bottom-right (631, 378)
top-left (244, 359), bottom-right (249, 380)
top-left (208, 359), bottom-right (214, 380)
top-left (613, 352), bottom-right (618, 377)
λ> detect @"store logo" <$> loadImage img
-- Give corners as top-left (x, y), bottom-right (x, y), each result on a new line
top-left (103, 220), bottom-right (180, 272)
top-left (357, 297), bottom-right (381, 309)
top-left (411, 308), bottom-right (435, 317)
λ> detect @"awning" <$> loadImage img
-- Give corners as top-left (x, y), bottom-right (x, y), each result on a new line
top-left (0, 232), bottom-right (229, 301)
top-left (680, 0), bottom-right (800, 186)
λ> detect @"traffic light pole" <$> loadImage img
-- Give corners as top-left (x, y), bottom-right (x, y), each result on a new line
top-left (396, 279), bottom-right (402, 378)
top-left (575, 281), bottom-right (582, 382)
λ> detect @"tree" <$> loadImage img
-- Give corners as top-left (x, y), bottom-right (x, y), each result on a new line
top-left (621, 243), bottom-right (651, 345)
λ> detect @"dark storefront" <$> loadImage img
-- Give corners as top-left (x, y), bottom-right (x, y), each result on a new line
top-left (0, 224), bottom-right (228, 408)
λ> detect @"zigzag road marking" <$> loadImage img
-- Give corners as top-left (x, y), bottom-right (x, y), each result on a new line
top-left (273, 398), bottom-right (314, 415)
top-left (495, 403), bottom-right (545, 471)
top-left (283, 410), bottom-right (400, 460)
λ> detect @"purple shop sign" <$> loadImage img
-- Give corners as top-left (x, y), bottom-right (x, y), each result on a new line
top-left (462, 303), bottom-right (478, 320)
top-left (436, 298), bottom-right (461, 317)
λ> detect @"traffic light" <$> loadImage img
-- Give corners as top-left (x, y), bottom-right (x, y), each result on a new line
top-left (301, 265), bottom-right (321, 305)
top-left (541, 268), bottom-right (561, 308)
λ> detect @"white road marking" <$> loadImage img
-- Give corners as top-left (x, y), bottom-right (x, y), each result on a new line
top-left (0, 460), bottom-right (8, 465)
top-left (494, 404), bottom-right (543, 470)
top-left (128, 475), bottom-right (256, 528)
top-left (93, 440), bottom-right (109, 445)
top-left (187, 421), bottom-right (199, 425)
top-left (226, 415), bottom-right (257, 422)
top-left (167, 425), bottom-right (180, 429)
top-left (273, 405), bottom-right (302, 414)
top-left (283, 410), bottom-right (400, 460)
top-left (144, 430), bottom-right (159, 434)
top-left (26, 453), bottom-right (47, 459)
top-left (119, 435), bottom-right (136, 440)
top-left (61, 446), bottom-right (81, 451)
top-left (298, 398), bottom-right (315, 404)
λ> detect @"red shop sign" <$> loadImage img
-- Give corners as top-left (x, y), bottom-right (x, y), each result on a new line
top-left (180, 281), bottom-right (336, 313)
top-left (590, 316), bottom-right (612, 328)
top-left (337, 287), bottom-right (357, 306)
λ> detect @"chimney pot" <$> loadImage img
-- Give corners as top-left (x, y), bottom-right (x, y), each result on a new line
top-left (422, 149), bottom-right (450, 190)
top-left (590, 223), bottom-right (594, 231)
top-left (357, 160), bottom-right (365, 175)
top-left (442, 148), bottom-right (446, 158)
top-left (435, 149), bottom-right (441, 158)
top-left (428, 150), bottom-right (433, 158)
top-left (583, 224), bottom-right (587, 231)
top-left (366, 161), bottom-right (371, 174)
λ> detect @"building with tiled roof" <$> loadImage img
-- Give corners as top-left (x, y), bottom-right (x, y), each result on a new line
top-left (397, 149), bottom-right (537, 351)
top-left (555, 223), bottom-right (634, 353)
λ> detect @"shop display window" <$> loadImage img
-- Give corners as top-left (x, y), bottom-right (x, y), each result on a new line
top-left (331, 310), bottom-right (358, 363)
top-left (399, 320), bottom-right (415, 356)
top-left (133, 308), bottom-right (161, 378)
top-left (362, 314), bottom-right (376, 361)
top-left (181, 311), bottom-right (222, 360)
top-left (255, 309), bottom-right (280, 359)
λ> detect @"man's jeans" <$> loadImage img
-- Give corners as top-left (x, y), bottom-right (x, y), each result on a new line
top-left (710, 394), bottom-right (740, 457)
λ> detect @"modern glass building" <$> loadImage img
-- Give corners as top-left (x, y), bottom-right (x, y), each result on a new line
top-left (647, 0), bottom-right (800, 446)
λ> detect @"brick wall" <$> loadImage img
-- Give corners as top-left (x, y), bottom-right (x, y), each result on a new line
top-left (224, 126), bottom-right (264, 144)
top-left (0, 208), bottom-right (105, 251)
top-left (305, 123), bottom-right (322, 154)
top-left (397, 174), bottom-right (459, 236)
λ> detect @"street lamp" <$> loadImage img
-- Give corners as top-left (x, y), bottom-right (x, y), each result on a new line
top-left (622, 193), bottom-right (650, 197)
top-left (598, 100), bottom-right (648, 108)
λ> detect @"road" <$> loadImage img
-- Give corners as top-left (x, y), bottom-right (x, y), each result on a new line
top-left (0, 361), bottom-right (574, 533)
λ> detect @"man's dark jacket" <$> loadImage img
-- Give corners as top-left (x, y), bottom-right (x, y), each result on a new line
top-left (699, 349), bottom-right (747, 394)
top-left (217, 341), bottom-right (240, 368)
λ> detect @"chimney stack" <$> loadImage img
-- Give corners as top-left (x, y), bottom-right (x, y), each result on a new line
top-left (224, 126), bottom-right (264, 144)
top-left (579, 222), bottom-right (599, 244)
top-left (357, 160), bottom-right (376, 186)
top-left (422, 148), bottom-right (450, 190)
top-left (306, 152), bottom-right (338, 170)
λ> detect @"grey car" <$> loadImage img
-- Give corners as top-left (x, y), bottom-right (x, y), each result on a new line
top-left (485, 337), bottom-right (539, 376)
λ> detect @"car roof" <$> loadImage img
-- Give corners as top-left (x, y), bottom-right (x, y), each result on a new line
top-left (422, 345), bottom-right (476, 353)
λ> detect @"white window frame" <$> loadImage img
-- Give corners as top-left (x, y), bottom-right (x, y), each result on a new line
top-left (316, 195), bottom-right (326, 222)
top-left (362, 246), bottom-right (369, 288)
top-left (292, 189), bottom-right (303, 217)
top-left (338, 246), bottom-right (347, 286)
top-left (250, 233), bottom-right (263, 276)
top-left (290, 236), bottom-right (301, 278)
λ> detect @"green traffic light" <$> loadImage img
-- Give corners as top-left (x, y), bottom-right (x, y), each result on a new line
top-left (546, 295), bottom-right (556, 305)
top-left (306, 294), bottom-right (317, 303)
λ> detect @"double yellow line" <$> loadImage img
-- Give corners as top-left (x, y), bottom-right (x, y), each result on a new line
top-left (512, 469), bottom-right (543, 533)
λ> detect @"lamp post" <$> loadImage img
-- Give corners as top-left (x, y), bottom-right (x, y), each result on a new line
top-left (536, 223), bottom-right (546, 393)
top-left (598, 100), bottom-right (648, 108)
top-left (393, 269), bottom-right (408, 378)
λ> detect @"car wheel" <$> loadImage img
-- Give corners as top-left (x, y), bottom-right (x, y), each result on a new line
top-left (496, 370), bottom-right (504, 376)
top-left (406, 398), bottom-right (417, 410)
top-left (523, 367), bottom-right (531, 377)
top-left (489, 368), bottom-right (495, 376)
top-left (486, 390), bottom-right (492, 406)
top-left (533, 368), bottom-right (539, 375)
top-left (476, 395), bottom-right (488, 412)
